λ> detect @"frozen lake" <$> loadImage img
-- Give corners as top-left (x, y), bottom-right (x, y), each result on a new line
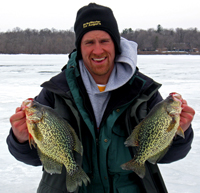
top-left (0, 54), bottom-right (199, 192)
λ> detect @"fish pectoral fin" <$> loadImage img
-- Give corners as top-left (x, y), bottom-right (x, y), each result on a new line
top-left (148, 146), bottom-right (170, 164)
top-left (73, 136), bottom-right (83, 156)
top-left (32, 123), bottom-right (43, 141)
top-left (68, 123), bottom-right (83, 156)
top-left (37, 148), bottom-right (62, 174)
top-left (176, 126), bottom-right (185, 138)
top-left (167, 117), bottom-right (177, 132)
top-left (124, 125), bottom-right (140, 147)
top-left (28, 123), bottom-right (43, 143)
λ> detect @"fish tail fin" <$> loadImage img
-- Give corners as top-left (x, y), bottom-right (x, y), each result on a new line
top-left (66, 165), bottom-right (90, 192)
top-left (121, 159), bottom-right (145, 178)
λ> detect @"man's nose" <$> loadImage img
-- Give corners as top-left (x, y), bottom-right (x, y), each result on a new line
top-left (93, 43), bottom-right (104, 55)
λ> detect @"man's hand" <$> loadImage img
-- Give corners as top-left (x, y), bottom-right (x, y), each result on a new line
top-left (180, 99), bottom-right (195, 132)
top-left (10, 107), bottom-right (29, 143)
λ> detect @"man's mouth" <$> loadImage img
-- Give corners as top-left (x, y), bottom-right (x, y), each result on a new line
top-left (92, 57), bottom-right (106, 62)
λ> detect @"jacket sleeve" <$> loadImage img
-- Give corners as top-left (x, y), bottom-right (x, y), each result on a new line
top-left (6, 88), bottom-right (54, 166)
top-left (147, 91), bottom-right (194, 163)
top-left (6, 129), bottom-right (41, 166)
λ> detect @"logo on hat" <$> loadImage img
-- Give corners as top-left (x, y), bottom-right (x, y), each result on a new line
top-left (83, 21), bottom-right (101, 28)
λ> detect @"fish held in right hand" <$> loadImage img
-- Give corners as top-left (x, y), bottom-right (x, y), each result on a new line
top-left (121, 92), bottom-right (184, 178)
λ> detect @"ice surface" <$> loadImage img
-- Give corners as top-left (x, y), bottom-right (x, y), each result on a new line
top-left (0, 54), bottom-right (200, 192)
top-left (138, 55), bottom-right (200, 193)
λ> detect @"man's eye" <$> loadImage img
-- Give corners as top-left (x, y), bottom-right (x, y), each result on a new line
top-left (101, 40), bottom-right (109, 43)
top-left (102, 38), bottom-right (111, 43)
top-left (86, 41), bottom-right (93, 45)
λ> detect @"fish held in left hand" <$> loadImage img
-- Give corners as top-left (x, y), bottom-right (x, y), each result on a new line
top-left (21, 98), bottom-right (90, 192)
top-left (121, 92), bottom-right (185, 178)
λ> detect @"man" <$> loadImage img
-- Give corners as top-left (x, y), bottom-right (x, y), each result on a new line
top-left (7, 3), bottom-right (195, 193)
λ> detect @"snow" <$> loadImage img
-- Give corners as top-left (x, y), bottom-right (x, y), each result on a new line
top-left (0, 54), bottom-right (200, 192)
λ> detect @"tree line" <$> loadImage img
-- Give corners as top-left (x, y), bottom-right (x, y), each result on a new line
top-left (121, 25), bottom-right (200, 54)
top-left (0, 25), bottom-right (200, 54)
top-left (0, 27), bottom-right (75, 54)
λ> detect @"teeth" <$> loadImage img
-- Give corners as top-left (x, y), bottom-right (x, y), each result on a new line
top-left (93, 57), bottom-right (105, 61)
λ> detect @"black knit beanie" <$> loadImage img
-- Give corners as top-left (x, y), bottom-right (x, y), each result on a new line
top-left (74, 3), bottom-right (121, 59)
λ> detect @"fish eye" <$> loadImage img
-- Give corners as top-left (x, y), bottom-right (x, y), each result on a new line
top-left (32, 105), bottom-right (37, 109)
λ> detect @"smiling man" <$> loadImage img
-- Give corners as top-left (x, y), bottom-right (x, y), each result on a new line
top-left (7, 3), bottom-right (195, 193)
top-left (80, 30), bottom-right (115, 84)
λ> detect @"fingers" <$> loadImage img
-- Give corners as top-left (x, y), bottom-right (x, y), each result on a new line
top-left (181, 100), bottom-right (195, 119)
top-left (16, 106), bottom-right (22, 113)
top-left (10, 109), bottom-right (26, 126)
top-left (180, 99), bottom-right (195, 132)
top-left (10, 107), bottom-right (29, 143)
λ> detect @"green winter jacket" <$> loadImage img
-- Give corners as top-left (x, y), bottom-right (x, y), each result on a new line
top-left (36, 52), bottom-right (168, 193)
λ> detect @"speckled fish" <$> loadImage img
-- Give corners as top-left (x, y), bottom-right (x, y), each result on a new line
top-left (21, 98), bottom-right (90, 192)
top-left (121, 92), bottom-right (185, 178)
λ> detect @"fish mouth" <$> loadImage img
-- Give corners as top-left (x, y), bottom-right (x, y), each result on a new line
top-left (170, 92), bottom-right (183, 104)
top-left (21, 98), bottom-right (34, 110)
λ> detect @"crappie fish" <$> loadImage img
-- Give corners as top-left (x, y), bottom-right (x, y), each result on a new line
top-left (21, 98), bottom-right (90, 192)
top-left (121, 92), bottom-right (184, 178)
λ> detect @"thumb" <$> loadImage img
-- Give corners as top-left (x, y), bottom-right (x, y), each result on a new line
top-left (15, 107), bottom-right (22, 113)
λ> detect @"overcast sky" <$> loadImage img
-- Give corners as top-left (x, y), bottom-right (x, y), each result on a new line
top-left (1, 0), bottom-right (200, 32)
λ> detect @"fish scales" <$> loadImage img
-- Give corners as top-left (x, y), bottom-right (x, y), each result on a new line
top-left (22, 98), bottom-right (90, 192)
top-left (36, 112), bottom-right (75, 173)
top-left (121, 92), bottom-right (184, 178)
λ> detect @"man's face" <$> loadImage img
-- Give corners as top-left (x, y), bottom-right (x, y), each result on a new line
top-left (81, 30), bottom-right (115, 84)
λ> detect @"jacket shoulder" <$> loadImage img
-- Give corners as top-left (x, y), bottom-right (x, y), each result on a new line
top-left (40, 51), bottom-right (78, 94)
top-left (130, 69), bottom-right (162, 97)
top-left (35, 70), bottom-right (70, 108)
top-left (135, 70), bottom-right (160, 87)
top-left (41, 70), bottom-right (70, 94)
